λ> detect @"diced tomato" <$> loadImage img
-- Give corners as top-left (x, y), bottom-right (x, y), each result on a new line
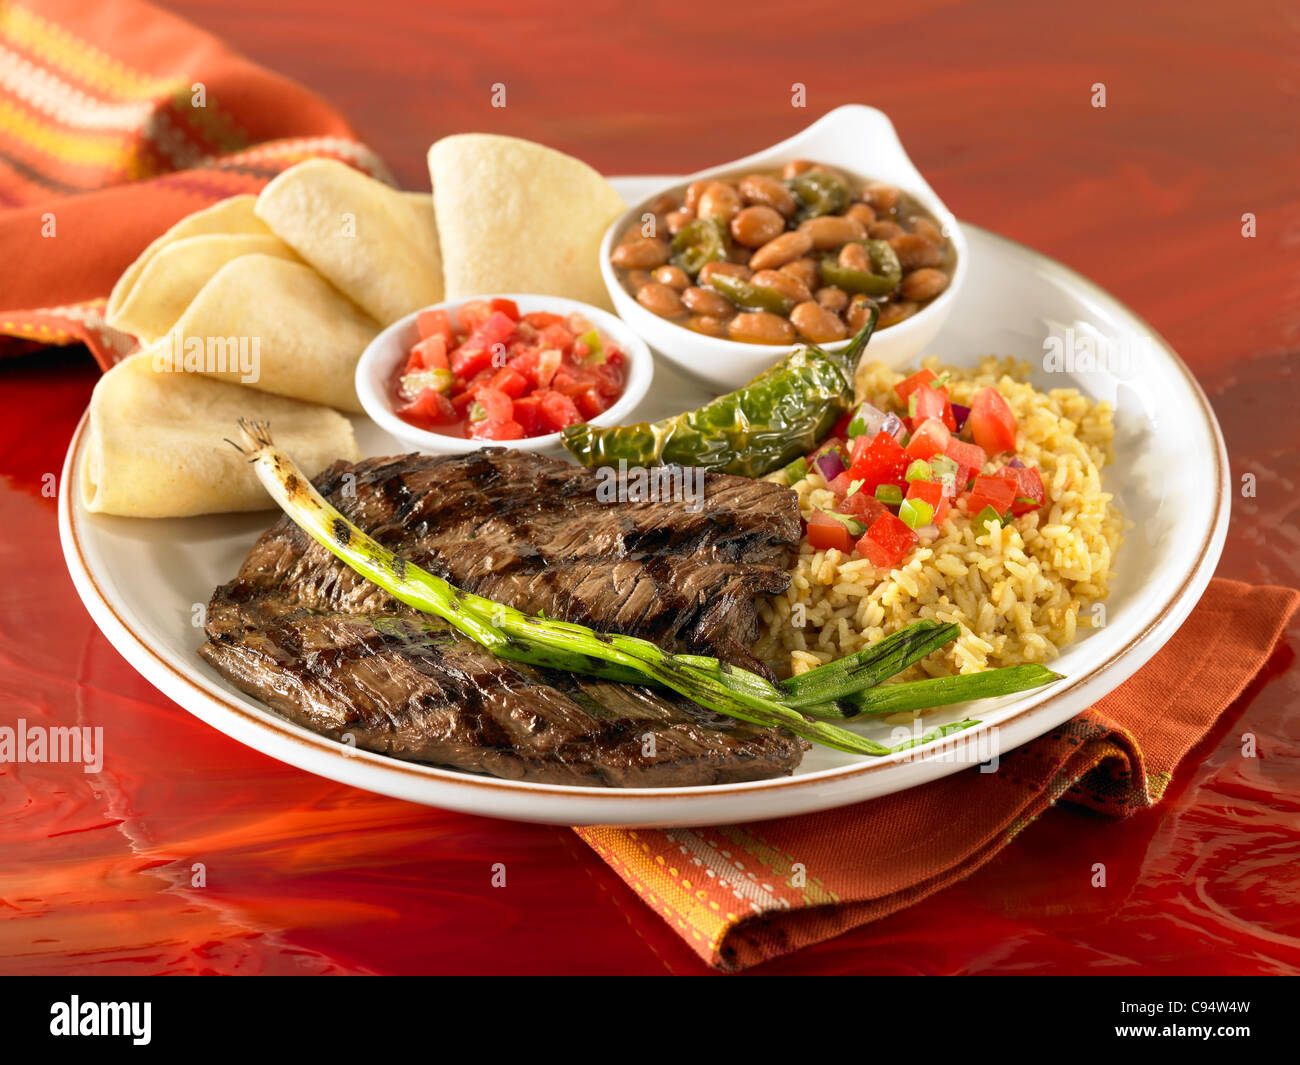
top-left (994, 464), bottom-right (1046, 515)
top-left (468, 417), bottom-right (524, 441)
top-left (449, 390), bottom-right (477, 415)
top-left (806, 511), bottom-right (856, 553)
top-left (856, 511), bottom-right (919, 569)
top-left (848, 431), bottom-right (910, 492)
top-left (489, 367), bottom-right (528, 398)
top-left (416, 309), bottom-right (454, 343)
top-left (894, 368), bottom-right (937, 406)
top-left (966, 474), bottom-right (1016, 516)
top-left (827, 471), bottom-right (855, 499)
top-left (905, 479), bottom-right (951, 526)
top-left (969, 386), bottom-right (1018, 455)
top-left (408, 334), bottom-right (449, 372)
top-left (522, 311), bottom-right (565, 329)
top-left (451, 310), bottom-right (516, 378)
top-left (574, 386), bottom-right (607, 420)
top-left (456, 299), bottom-right (495, 332)
top-left (472, 386), bottom-right (514, 424)
top-left (488, 298), bottom-right (520, 321)
top-left (507, 348), bottom-right (540, 386)
top-left (839, 489), bottom-right (888, 527)
top-left (536, 389), bottom-right (582, 431)
top-left (397, 386), bottom-right (456, 426)
top-left (944, 436), bottom-right (987, 474)
top-left (536, 348), bottom-right (563, 387)
top-left (904, 417), bottom-right (950, 461)
top-left (511, 396), bottom-right (547, 436)
top-left (538, 322), bottom-right (574, 351)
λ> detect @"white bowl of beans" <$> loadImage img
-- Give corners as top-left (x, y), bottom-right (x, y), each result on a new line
top-left (601, 105), bottom-right (968, 392)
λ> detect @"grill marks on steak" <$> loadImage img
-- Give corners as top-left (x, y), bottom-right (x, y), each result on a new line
top-left (198, 449), bottom-right (807, 786)
top-left (297, 449), bottom-right (801, 673)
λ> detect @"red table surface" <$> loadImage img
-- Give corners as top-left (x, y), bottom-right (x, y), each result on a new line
top-left (2, 0), bottom-right (1299, 976)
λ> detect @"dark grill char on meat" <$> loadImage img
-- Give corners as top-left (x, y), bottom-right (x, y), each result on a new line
top-left (199, 449), bottom-right (807, 786)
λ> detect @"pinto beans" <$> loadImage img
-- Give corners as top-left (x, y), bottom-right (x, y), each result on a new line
top-left (728, 312), bottom-right (795, 344)
top-left (730, 205), bottom-right (786, 248)
top-left (899, 268), bottom-right (949, 301)
top-left (682, 286), bottom-right (734, 317)
top-left (789, 301), bottom-right (848, 343)
top-left (738, 173), bottom-right (798, 217)
top-left (748, 230), bottom-right (813, 270)
top-left (798, 215), bottom-right (868, 251)
top-left (636, 282), bottom-right (685, 318)
top-left (611, 237), bottom-right (670, 269)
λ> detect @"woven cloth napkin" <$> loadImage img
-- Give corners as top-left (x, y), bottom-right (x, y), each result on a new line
top-left (0, 0), bottom-right (391, 369)
top-left (577, 578), bottom-right (1299, 971)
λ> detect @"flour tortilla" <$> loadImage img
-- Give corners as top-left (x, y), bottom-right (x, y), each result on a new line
top-left (82, 353), bottom-right (359, 518)
top-left (159, 254), bottom-right (379, 412)
top-left (255, 158), bottom-right (443, 324)
top-left (428, 134), bottom-right (625, 310)
top-left (106, 195), bottom-right (270, 324)
top-left (107, 234), bottom-right (301, 343)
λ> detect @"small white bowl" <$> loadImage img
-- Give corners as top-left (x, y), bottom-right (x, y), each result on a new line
top-left (355, 294), bottom-right (655, 455)
top-left (600, 104), bottom-right (969, 391)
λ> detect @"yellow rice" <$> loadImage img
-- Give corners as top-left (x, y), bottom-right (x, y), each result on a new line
top-left (754, 356), bottom-right (1126, 683)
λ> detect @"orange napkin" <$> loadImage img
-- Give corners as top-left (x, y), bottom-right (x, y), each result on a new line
top-left (577, 579), bottom-right (1299, 971)
top-left (0, 0), bottom-right (391, 368)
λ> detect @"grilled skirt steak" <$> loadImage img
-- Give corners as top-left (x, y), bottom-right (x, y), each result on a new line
top-left (199, 449), bottom-right (807, 786)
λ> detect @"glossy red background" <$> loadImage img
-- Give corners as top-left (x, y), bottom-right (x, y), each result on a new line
top-left (1, 0), bottom-right (1298, 974)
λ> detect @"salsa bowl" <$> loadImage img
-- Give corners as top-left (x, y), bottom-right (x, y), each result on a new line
top-left (355, 293), bottom-right (655, 456)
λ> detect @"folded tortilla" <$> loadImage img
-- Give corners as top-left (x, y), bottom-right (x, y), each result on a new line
top-left (107, 234), bottom-right (301, 343)
top-left (83, 353), bottom-right (359, 518)
top-left (158, 253), bottom-right (379, 412)
top-left (428, 133), bottom-right (625, 310)
top-left (106, 195), bottom-right (270, 325)
top-left (255, 158), bottom-right (443, 324)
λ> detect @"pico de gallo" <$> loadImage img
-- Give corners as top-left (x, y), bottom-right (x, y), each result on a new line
top-left (392, 298), bottom-right (628, 440)
top-left (786, 366), bottom-right (1046, 569)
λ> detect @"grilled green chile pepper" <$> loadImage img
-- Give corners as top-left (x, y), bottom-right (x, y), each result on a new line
top-left (819, 240), bottom-right (902, 296)
top-left (709, 272), bottom-right (797, 315)
top-left (670, 217), bottom-right (729, 276)
top-left (787, 170), bottom-right (849, 219)
top-left (561, 306), bottom-right (880, 478)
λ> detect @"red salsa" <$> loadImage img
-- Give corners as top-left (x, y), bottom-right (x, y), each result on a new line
top-left (392, 298), bottom-right (628, 440)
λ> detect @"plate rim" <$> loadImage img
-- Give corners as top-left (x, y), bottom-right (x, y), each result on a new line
top-left (57, 221), bottom-right (1230, 822)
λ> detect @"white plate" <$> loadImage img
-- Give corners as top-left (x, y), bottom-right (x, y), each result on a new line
top-left (58, 177), bottom-right (1229, 827)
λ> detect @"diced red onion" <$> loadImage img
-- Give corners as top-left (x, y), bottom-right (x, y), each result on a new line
top-left (814, 449), bottom-right (846, 482)
top-left (1008, 456), bottom-right (1025, 468)
top-left (951, 404), bottom-right (971, 432)
top-left (880, 413), bottom-right (905, 440)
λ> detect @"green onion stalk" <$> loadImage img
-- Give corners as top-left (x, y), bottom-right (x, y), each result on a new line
top-left (231, 420), bottom-right (979, 756)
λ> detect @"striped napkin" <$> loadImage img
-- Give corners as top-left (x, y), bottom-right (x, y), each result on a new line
top-left (0, 0), bottom-right (390, 369)
top-left (577, 579), bottom-right (1299, 970)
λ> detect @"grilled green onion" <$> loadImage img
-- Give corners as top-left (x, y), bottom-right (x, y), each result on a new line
top-left (780, 620), bottom-right (959, 708)
top-left (839, 664), bottom-right (1062, 718)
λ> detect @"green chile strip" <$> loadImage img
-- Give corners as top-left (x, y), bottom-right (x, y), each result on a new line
top-left (709, 272), bottom-right (796, 315)
top-left (788, 170), bottom-right (849, 219)
top-left (562, 305), bottom-right (880, 478)
top-left (820, 240), bottom-right (902, 297)
top-left (670, 217), bottom-right (729, 276)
